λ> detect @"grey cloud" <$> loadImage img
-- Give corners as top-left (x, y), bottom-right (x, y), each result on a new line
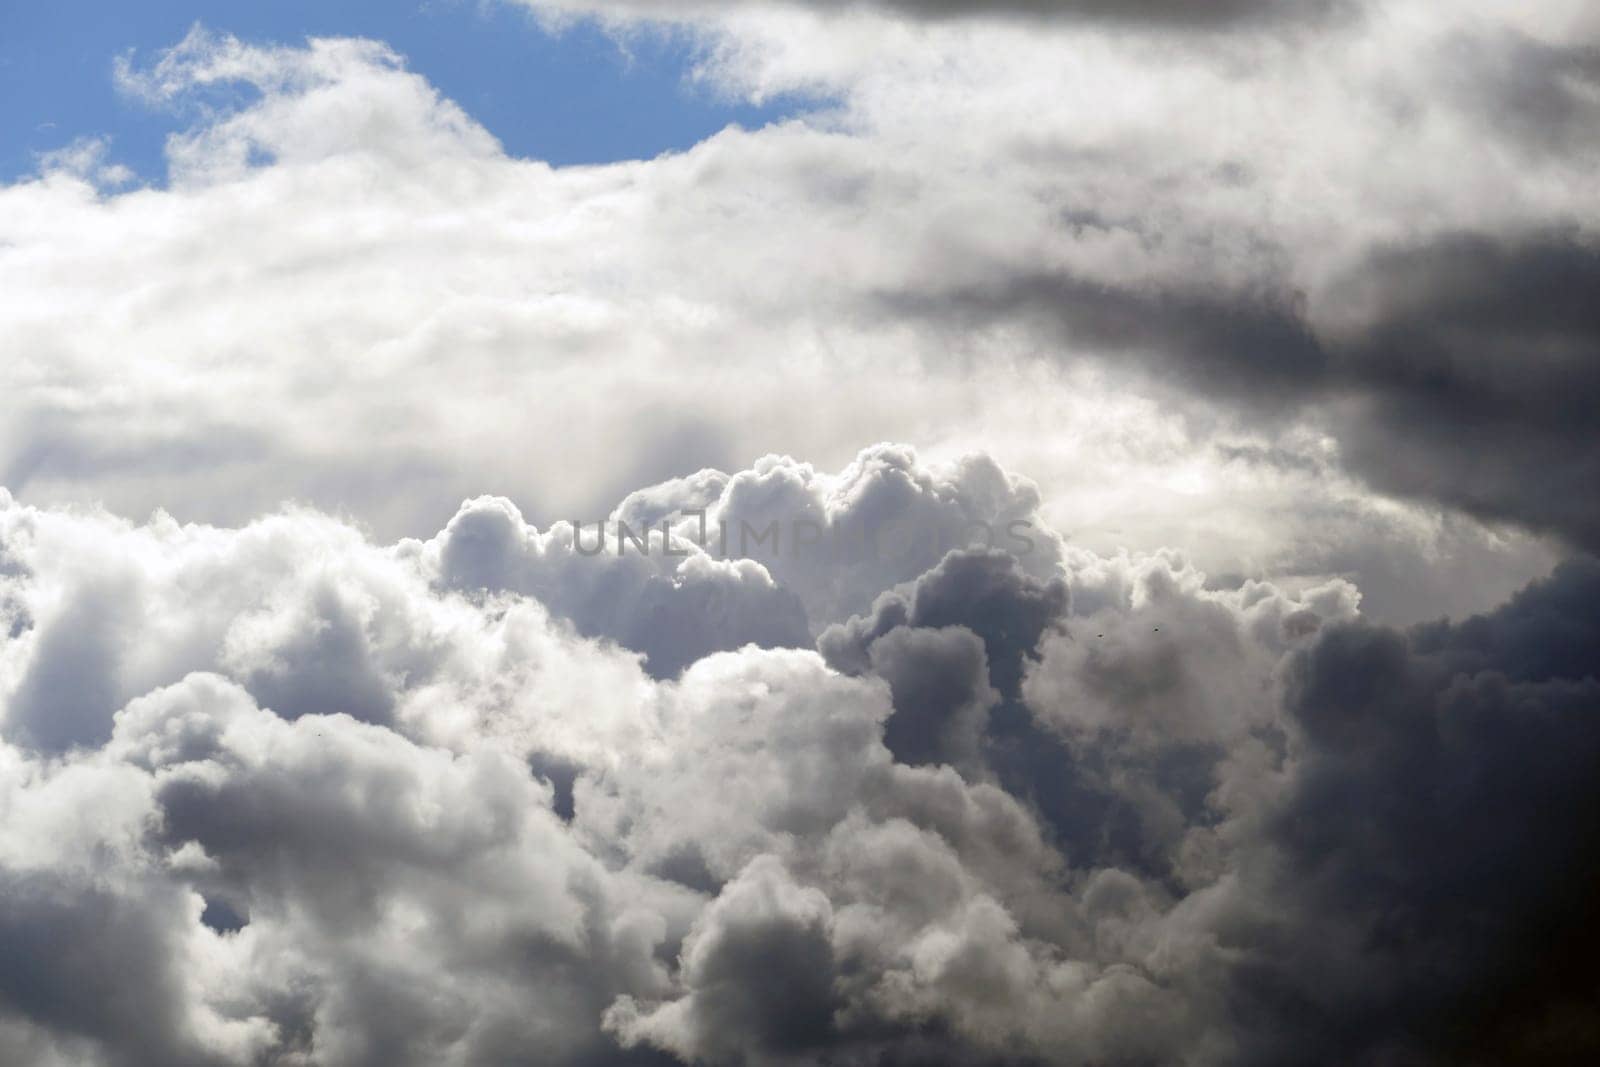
top-left (1327, 232), bottom-right (1600, 549)
top-left (0, 509), bottom-right (442, 754)
top-left (5, 577), bottom-right (131, 753)
top-left (0, 410), bottom-right (273, 494)
top-left (1408, 554), bottom-right (1600, 681)
top-left (230, 581), bottom-right (399, 725)
top-left (1435, 30), bottom-right (1600, 158)
top-left (423, 440), bottom-right (1062, 678)
top-left (426, 494), bottom-right (812, 679)
top-left (5, 17), bottom-right (1589, 624)
top-left (819, 549), bottom-right (1074, 817)
top-left (609, 856), bottom-right (840, 1063)
top-left (531, 0), bottom-right (1344, 30)
top-left (880, 270), bottom-right (1327, 408)
top-left (1231, 597), bottom-right (1600, 1063)
top-left (892, 230), bottom-right (1600, 552)
top-left (869, 625), bottom-right (997, 771)
top-left (821, 534), bottom-right (1600, 1062)
top-left (822, 548), bottom-right (1200, 879)
top-left (819, 548), bottom-right (1070, 691)
top-left (1251, 498), bottom-right (1561, 626)
top-left (103, 676), bottom-right (696, 1066)
top-left (0, 873), bottom-right (219, 1067)
top-left (6, 11), bottom-right (1599, 1063)
top-left (4, 464), bottom-right (1600, 1065)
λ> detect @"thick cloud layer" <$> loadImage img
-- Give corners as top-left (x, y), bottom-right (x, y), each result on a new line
top-left (912, 230), bottom-right (1600, 551)
top-left (4, 10), bottom-right (1588, 624)
top-left (3, 449), bottom-right (1598, 1065)
top-left (5, 1), bottom-right (1598, 1061)
top-left (524, 0), bottom-right (1338, 29)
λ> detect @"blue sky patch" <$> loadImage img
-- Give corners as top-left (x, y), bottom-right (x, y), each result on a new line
top-left (1, 0), bottom-right (809, 184)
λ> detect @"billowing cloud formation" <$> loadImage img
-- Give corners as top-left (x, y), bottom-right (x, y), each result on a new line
top-left (4, 3), bottom-right (1599, 1060)
top-left (2, 11), bottom-right (1588, 626)
top-left (424, 443), bottom-right (1058, 674)
top-left (3, 449), bottom-right (1598, 1065)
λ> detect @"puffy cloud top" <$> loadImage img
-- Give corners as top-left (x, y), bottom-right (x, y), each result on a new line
top-left (4, 0), bottom-right (1599, 1060)
top-left (3, 450), bottom-right (1598, 1064)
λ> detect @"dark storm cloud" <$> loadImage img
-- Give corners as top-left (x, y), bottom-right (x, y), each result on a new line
top-left (1234, 579), bottom-right (1600, 1064)
top-left (821, 549), bottom-right (1188, 878)
top-left (890, 229), bottom-right (1600, 550)
top-left (621, 856), bottom-right (841, 1062)
top-left (1408, 554), bottom-right (1600, 681)
top-left (1328, 232), bottom-right (1600, 548)
top-left (824, 539), bottom-right (1600, 1063)
top-left (882, 268), bottom-right (1328, 405)
top-left (820, 548), bottom-right (1070, 697)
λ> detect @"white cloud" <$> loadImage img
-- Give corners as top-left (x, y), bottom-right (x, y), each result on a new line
top-left (2, 14), bottom-right (1579, 623)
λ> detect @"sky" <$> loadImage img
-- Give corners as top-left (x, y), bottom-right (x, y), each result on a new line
top-left (0, 0), bottom-right (804, 181)
top-left (1, 1), bottom-right (1599, 1065)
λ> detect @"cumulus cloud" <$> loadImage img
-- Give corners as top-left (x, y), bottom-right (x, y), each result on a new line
top-left (4, 1), bottom-right (1599, 1060)
top-left (3, 448), bottom-right (1598, 1064)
